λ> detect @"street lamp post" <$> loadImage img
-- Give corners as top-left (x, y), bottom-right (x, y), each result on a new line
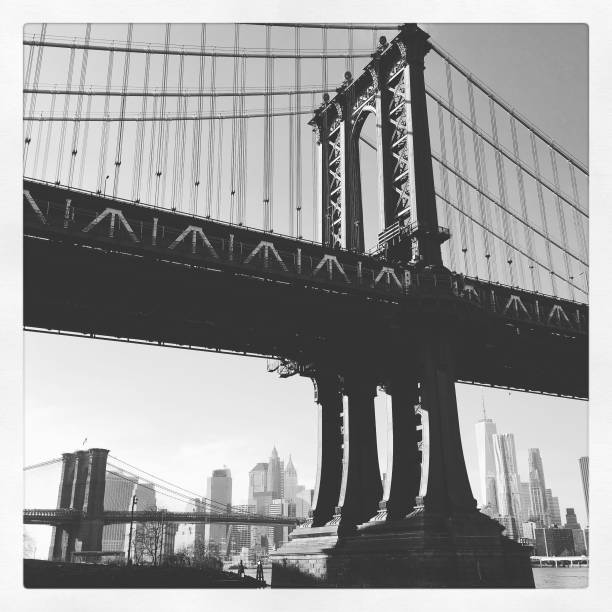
top-left (127, 494), bottom-right (138, 566)
top-left (103, 174), bottom-right (110, 197)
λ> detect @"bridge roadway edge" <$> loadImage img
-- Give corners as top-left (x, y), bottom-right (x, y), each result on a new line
top-left (24, 230), bottom-right (587, 399)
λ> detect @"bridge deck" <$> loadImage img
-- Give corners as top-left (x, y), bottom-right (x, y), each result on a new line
top-left (24, 180), bottom-right (587, 398)
top-left (23, 508), bottom-right (299, 526)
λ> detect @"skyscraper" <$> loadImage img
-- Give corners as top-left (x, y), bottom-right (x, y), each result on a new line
top-left (519, 482), bottom-right (531, 526)
top-left (207, 467), bottom-right (232, 550)
top-left (267, 447), bottom-right (283, 499)
top-left (492, 433), bottom-right (522, 539)
top-left (579, 456), bottom-right (589, 522)
top-left (101, 470), bottom-right (136, 554)
top-left (248, 462), bottom-right (268, 507)
top-left (545, 489), bottom-right (562, 526)
top-left (564, 507), bottom-right (581, 530)
top-left (283, 455), bottom-right (299, 502)
top-left (227, 504), bottom-right (256, 557)
top-left (475, 410), bottom-right (498, 512)
top-left (528, 448), bottom-right (550, 527)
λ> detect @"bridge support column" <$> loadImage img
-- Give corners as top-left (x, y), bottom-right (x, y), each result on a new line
top-left (327, 372), bottom-right (382, 533)
top-left (49, 453), bottom-right (77, 561)
top-left (372, 371), bottom-right (422, 521)
top-left (75, 448), bottom-right (109, 559)
top-left (416, 332), bottom-right (476, 513)
top-left (309, 372), bottom-right (343, 527)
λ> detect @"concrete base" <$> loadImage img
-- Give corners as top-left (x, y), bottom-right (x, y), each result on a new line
top-left (270, 510), bottom-right (534, 588)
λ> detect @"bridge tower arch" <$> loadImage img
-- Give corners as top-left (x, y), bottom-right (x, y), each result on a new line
top-left (310, 23), bottom-right (448, 265)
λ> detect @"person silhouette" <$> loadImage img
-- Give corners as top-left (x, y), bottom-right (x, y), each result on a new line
top-left (256, 559), bottom-right (264, 581)
top-left (238, 560), bottom-right (245, 578)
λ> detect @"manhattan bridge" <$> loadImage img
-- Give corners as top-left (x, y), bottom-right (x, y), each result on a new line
top-left (22, 23), bottom-right (588, 587)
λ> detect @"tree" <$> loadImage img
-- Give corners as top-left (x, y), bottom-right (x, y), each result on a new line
top-left (192, 535), bottom-right (223, 571)
top-left (133, 515), bottom-right (165, 565)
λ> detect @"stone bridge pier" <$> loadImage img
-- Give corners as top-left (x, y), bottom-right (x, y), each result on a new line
top-left (48, 448), bottom-right (109, 562)
top-left (270, 328), bottom-right (534, 588)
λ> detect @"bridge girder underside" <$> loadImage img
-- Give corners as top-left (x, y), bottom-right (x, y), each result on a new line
top-left (24, 237), bottom-right (587, 398)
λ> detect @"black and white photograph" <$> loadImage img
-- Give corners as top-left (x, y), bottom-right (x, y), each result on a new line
top-left (3, 1), bottom-right (611, 608)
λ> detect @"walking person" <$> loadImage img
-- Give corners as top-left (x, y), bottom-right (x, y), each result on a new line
top-left (256, 559), bottom-right (264, 582)
top-left (238, 560), bottom-right (245, 578)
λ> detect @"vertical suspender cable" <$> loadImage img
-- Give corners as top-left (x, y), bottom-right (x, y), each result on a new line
top-left (289, 94), bottom-right (294, 235)
top-left (262, 27), bottom-right (271, 231)
top-left (229, 24), bottom-right (240, 224)
top-left (41, 90), bottom-right (57, 182)
top-left (77, 89), bottom-right (93, 189)
top-left (112, 24), bottom-right (133, 198)
top-left (131, 50), bottom-right (150, 202)
top-left (455, 100), bottom-right (478, 274)
top-left (24, 24), bottom-right (47, 171)
top-left (322, 27), bottom-right (328, 95)
top-left (31, 112), bottom-right (45, 179)
top-left (569, 162), bottom-right (588, 292)
top-left (159, 85), bottom-right (173, 206)
top-left (510, 115), bottom-right (540, 292)
top-left (295, 27), bottom-right (303, 238)
top-left (530, 131), bottom-right (557, 296)
top-left (68, 24), bottom-right (91, 188)
top-left (205, 54), bottom-right (217, 218)
top-left (171, 53), bottom-right (187, 211)
top-left (468, 81), bottom-right (500, 282)
top-left (239, 55), bottom-right (248, 225)
top-left (54, 45), bottom-right (76, 185)
top-left (154, 24), bottom-right (171, 207)
top-left (549, 148), bottom-right (574, 299)
top-left (489, 98), bottom-right (518, 287)
top-left (445, 61), bottom-right (469, 275)
top-left (96, 47), bottom-right (115, 194)
top-left (215, 117), bottom-right (224, 220)
top-left (146, 93), bottom-right (159, 204)
top-left (270, 56), bottom-right (275, 232)
top-left (347, 29), bottom-right (354, 79)
top-left (436, 102), bottom-right (457, 272)
top-left (190, 25), bottom-right (206, 216)
top-left (23, 35), bottom-right (36, 91)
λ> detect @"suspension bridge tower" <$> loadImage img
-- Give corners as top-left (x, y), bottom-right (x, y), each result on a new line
top-left (270, 24), bottom-right (534, 588)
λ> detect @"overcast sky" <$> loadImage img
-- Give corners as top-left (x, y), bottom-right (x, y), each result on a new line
top-left (23, 22), bottom-right (588, 557)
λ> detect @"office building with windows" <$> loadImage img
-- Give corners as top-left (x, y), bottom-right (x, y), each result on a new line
top-left (475, 411), bottom-right (498, 512)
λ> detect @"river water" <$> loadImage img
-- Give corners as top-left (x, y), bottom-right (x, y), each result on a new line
top-left (532, 567), bottom-right (588, 588)
top-left (243, 565), bottom-right (587, 588)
